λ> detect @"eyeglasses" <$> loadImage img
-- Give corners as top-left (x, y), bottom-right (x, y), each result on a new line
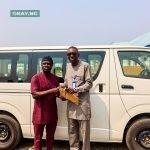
top-left (67, 52), bottom-right (78, 56)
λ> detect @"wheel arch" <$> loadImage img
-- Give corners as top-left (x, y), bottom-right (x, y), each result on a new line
top-left (0, 110), bottom-right (23, 136)
top-left (0, 110), bottom-right (18, 122)
top-left (123, 113), bottom-right (150, 142)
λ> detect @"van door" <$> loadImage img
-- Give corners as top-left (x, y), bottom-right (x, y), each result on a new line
top-left (80, 49), bottom-right (110, 141)
top-left (114, 49), bottom-right (150, 116)
top-left (114, 49), bottom-right (150, 122)
top-left (114, 49), bottom-right (150, 150)
top-left (30, 49), bottom-right (110, 141)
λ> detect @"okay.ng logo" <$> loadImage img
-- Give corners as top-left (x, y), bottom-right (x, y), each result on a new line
top-left (10, 10), bottom-right (40, 17)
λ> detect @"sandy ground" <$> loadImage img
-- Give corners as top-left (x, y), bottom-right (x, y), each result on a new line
top-left (15, 139), bottom-right (128, 150)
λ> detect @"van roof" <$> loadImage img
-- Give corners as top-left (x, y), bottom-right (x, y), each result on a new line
top-left (0, 45), bottom-right (149, 51)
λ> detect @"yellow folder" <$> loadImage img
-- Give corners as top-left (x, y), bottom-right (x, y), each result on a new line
top-left (59, 87), bottom-right (79, 105)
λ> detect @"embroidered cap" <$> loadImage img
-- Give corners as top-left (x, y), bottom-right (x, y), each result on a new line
top-left (41, 56), bottom-right (53, 65)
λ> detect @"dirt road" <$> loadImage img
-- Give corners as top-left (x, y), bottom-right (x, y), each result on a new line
top-left (15, 139), bottom-right (128, 150)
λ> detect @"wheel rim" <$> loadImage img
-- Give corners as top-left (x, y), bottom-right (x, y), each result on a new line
top-left (0, 123), bottom-right (10, 142)
top-left (136, 130), bottom-right (150, 149)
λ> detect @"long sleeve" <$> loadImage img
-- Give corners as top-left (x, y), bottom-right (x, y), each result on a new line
top-left (75, 63), bottom-right (93, 93)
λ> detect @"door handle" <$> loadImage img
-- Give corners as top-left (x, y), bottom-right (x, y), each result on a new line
top-left (99, 83), bottom-right (105, 92)
top-left (121, 84), bottom-right (134, 89)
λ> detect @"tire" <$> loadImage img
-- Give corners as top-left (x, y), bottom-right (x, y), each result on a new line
top-left (126, 118), bottom-right (150, 150)
top-left (0, 114), bottom-right (22, 150)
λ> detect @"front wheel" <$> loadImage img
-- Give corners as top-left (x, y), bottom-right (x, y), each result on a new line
top-left (126, 118), bottom-right (150, 150)
top-left (0, 114), bottom-right (22, 150)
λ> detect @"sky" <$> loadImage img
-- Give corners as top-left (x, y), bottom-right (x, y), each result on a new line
top-left (0, 0), bottom-right (150, 47)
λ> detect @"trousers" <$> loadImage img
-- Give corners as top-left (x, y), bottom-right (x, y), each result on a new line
top-left (68, 118), bottom-right (90, 150)
top-left (33, 123), bottom-right (57, 150)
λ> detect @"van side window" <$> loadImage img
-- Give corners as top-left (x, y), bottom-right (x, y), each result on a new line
top-left (37, 58), bottom-right (42, 72)
top-left (16, 54), bottom-right (29, 82)
top-left (0, 53), bottom-right (17, 82)
top-left (118, 51), bottom-right (150, 79)
top-left (32, 52), bottom-right (65, 79)
top-left (0, 58), bottom-right (11, 78)
top-left (79, 51), bottom-right (105, 81)
top-left (0, 53), bottom-right (31, 82)
top-left (36, 57), bottom-right (63, 78)
top-left (33, 51), bottom-right (105, 81)
top-left (53, 58), bottom-right (63, 77)
top-left (88, 54), bottom-right (103, 80)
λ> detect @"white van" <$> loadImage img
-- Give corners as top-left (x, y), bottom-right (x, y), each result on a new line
top-left (0, 45), bottom-right (150, 150)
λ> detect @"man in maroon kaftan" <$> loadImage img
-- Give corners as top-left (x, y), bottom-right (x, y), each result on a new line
top-left (31, 56), bottom-right (59, 150)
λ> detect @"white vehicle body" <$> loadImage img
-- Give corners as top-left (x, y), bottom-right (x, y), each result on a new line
top-left (0, 45), bottom-right (150, 150)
